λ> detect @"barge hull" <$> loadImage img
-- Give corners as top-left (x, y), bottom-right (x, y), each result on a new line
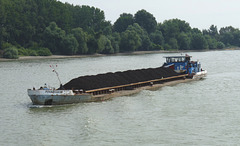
top-left (29, 94), bottom-right (92, 105)
top-left (28, 73), bottom-right (205, 105)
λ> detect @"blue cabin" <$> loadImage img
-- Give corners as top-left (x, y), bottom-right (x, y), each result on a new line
top-left (163, 55), bottom-right (202, 75)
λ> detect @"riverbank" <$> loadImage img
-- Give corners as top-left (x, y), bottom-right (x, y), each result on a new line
top-left (0, 50), bottom-right (181, 62)
top-left (0, 48), bottom-right (239, 62)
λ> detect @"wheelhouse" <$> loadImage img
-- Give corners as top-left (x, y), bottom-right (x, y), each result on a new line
top-left (163, 55), bottom-right (202, 75)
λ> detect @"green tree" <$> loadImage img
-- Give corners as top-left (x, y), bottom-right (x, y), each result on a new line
top-left (61, 34), bottom-right (79, 55)
top-left (36, 48), bottom-right (52, 56)
top-left (0, 0), bottom-right (6, 49)
top-left (191, 33), bottom-right (208, 50)
top-left (159, 19), bottom-right (191, 42)
top-left (216, 41), bottom-right (225, 49)
top-left (92, 8), bottom-right (107, 32)
top-left (141, 35), bottom-right (152, 51)
top-left (103, 25), bottom-right (112, 36)
top-left (209, 25), bottom-right (219, 40)
top-left (168, 38), bottom-right (179, 50)
top-left (151, 44), bottom-right (163, 50)
top-left (205, 35), bottom-right (217, 50)
top-left (192, 28), bottom-right (202, 34)
top-left (97, 35), bottom-right (112, 53)
top-left (108, 32), bottom-right (121, 53)
top-left (3, 46), bottom-right (19, 59)
top-left (126, 23), bottom-right (151, 50)
top-left (220, 32), bottom-right (234, 47)
top-left (72, 5), bottom-right (106, 33)
top-left (87, 34), bottom-right (98, 54)
top-left (43, 22), bottom-right (66, 53)
top-left (71, 27), bottom-right (88, 54)
top-left (113, 13), bottom-right (134, 33)
top-left (128, 24), bottom-right (148, 50)
top-left (120, 29), bottom-right (141, 52)
top-left (203, 25), bottom-right (219, 40)
top-left (134, 9), bottom-right (157, 33)
top-left (203, 25), bottom-right (218, 35)
top-left (177, 33), bottom-right (191, 50)
top-left (3, 0), bottom-right (240, 57)
top-left (219, 26), bottom-right (240, 46)
top-left (163, 44), bottom-right (171, 50)
top-left (97, 35), bottom-right (114, 54)
top-left (150, 30), bottom-right (164, 46)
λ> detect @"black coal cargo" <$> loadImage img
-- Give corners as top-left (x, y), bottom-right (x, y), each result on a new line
top-left (63, 67), bottom-right (179, 91)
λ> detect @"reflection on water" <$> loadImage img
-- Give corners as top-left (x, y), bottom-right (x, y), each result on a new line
top-left (1, 50), bottom-right (240, 145)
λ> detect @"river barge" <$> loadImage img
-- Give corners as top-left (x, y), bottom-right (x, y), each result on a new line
top-left (27, 55), bottom-right (207, 105)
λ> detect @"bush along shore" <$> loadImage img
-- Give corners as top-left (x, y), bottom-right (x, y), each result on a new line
top-left (1, 0), bottom-right (240, 59)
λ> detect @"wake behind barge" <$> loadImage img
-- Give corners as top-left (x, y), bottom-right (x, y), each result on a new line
top-left (28, 55), bottom-right (207, 105)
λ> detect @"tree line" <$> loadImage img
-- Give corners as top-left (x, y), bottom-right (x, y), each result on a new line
top-left (0, 0), bottom-right (240, 59)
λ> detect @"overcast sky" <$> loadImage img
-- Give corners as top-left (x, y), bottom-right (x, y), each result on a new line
top-left (58, 0), bottom-right (240, 30)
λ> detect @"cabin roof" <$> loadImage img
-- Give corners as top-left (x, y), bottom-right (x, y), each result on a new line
top-left (163, 55), bottom-right (192, 58)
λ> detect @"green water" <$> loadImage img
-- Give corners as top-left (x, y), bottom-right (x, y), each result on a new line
top-left (0, 50), bottom-right (240, 145)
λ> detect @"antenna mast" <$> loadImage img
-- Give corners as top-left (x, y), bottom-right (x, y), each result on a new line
top-left (50, 65), bottom-right (62, 86)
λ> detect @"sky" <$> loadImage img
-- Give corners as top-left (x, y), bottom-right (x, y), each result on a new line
top-left (58, 0), bottom-right (240, 30)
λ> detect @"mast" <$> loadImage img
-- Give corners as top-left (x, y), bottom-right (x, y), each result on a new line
top-left (50, 65), bottom-right (62, 86)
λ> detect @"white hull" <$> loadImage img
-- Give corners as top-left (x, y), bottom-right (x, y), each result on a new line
top-left (28, 89), bottom-right (93, 105)
top-left (193, 70), bottom-right (207, 80)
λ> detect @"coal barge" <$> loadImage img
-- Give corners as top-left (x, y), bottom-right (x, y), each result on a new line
top-left (27, 55), bottom-right (207, 105)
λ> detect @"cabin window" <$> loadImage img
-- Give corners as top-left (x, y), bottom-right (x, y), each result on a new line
top-left (166, 57), bottom-right (186, 63)
top-left (185, 57), bottom-right (190, 62)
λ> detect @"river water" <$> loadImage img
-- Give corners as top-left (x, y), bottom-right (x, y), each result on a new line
top-left (0, 50), bottom-right (240, 146)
